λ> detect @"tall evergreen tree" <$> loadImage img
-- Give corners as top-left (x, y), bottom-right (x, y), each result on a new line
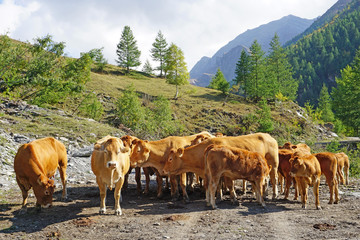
top-left (209, 68), bottom-right (230, 95)
top-left (164, 43), bottom-right (189, 99)
top-left (317, 84), bottom-right (334, 122)
top-left (150, 30), bottom-right (168, 78)
top-left (267, 33), bottom-right (298, 100)
top-left (116, 26), bottom-right (141, 73)
top-left (233, 49), bottom-right (250, 98)
top-left (248, 40), bottom-right (266, 99)
top-left (332, 49), bottom-right (360, 134)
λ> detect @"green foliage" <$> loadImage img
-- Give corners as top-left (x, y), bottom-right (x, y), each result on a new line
top-left (79, 92), bottom-right (104, 121)
top-left (208, 68), bottom-right (230, 95)
top-left (142, 59), bottom-right (153, 75)
top-left (256, 98), bottom-right (274, 132)
top-left (233, 49), bottom-right (250, 97)
top-left (0, 34), bottom-right (91, 106)
top-left (317, 84), bottom-right (334, 122)
top-left (84, 47), bottom-right (108, 72)
top-left (248, 40), bottom-right (266, 99)
top-left (115, 85), bottom-right (182, 138)
top-left (116, 26), bottom-right (141, 73)
top-left (150, 30), bottom-right (168, 77)
top-left (304, 101), bottom-right (322, 122)
top-left (332, 48), bottom-right (360, 134)
top-left (164, 43), bottom-right (189, 99)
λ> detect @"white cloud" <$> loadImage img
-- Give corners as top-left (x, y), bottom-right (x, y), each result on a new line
top-left (0, 0), bottom-right (337, 70)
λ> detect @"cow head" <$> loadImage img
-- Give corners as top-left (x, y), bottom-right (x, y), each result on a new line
top-left (34, 175), bottom-right (55, 208)
top-left (190, 134), bottom-right (211, 146)
top-left (289, 156), bottom-right (305, 177)
top-left (101, 138), bottom-right (130, 169)
top-left (129, 139), bottom-right (150, 168)
top-left (163, 147), bottom-right (184, 175)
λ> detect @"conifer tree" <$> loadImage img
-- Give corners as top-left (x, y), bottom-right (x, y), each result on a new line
top-left (317, 84), bottom-right (334, 122)
top-left (267, 33), bottom-right (298, 100)
top-left (248, 40), bottom-right (266, 99)
top-left (164, 43), bottom-right (189, 99)
top-left (209, 68), bottom-right (230, 95)
top-left (233, 49), bottom-right (250, 98)
top-left (150, 30), bottom-right (168, 78)
top-left (142, 59), bottom-right (153, 75)
top-left (116, 26), bottom-right (141, 73)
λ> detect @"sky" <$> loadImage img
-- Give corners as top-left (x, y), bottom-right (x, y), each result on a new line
top-left (0, 0), bottom-right (338, 70)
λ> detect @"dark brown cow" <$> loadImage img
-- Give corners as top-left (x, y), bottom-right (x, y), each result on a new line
top-left (14, 137), bottom-right (67, 211)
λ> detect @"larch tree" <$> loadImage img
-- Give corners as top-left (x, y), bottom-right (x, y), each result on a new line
top-left (209, 68), bottom-right (230, 95)
top-left (248, 40), bottom-right (266, 99)
top-left (116, 26), bottom-right (141, 73)
top-left (142, 59), bottom-right (153, 75)
top-left (317, 84), bottom-right (334, 122)
top-left (150, 30), bottom-right (168, 78)
top-left (233, 49), bottom-right (251, 98)
top-left (267, 33), bottom-right (298, 100)
top-left (164, 43), bottom-right (189, 99)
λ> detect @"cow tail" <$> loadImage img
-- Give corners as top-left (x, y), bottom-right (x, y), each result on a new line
top-left (204, 144), bottom-right (215, 191)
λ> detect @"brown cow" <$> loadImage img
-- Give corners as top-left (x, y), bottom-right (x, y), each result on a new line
top-left (313, 152), bottom-right (339, 204)
top-left (289, 153), bottom-right (322, 210)
top-left (14, 137), bottom-right (67, 211)
top-left (91, 136), bottom-right (130, 215)
top-left (278, 149), bottom-right (298, 200)
top-left (204, 145), bottom-right (270, 209)
top-left (335, 152), bottom-right (350, 185)
top-left (163, 133), bottom-right (279, 199)
top-left (129, 132), bottom-right (215, 200)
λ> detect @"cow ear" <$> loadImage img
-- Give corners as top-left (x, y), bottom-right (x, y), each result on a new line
top-left (37, 175), bottom-right (46, 186)
top-left (291, 145), bottom-right (298, 149)
top-left (178, 148), bottom-right (184, 158)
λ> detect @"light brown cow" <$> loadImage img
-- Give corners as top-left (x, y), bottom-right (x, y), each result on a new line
top-left (163, 133), bottom-right (279, 199)
top-left (335, 152), bottom-right (350, 185)
top-left (204, 145), bottom-right (270, 209)
top-left (129, 132), bottom-right (215, 200)
top-left (313, 152), bottom-right (339, 204)
top-left (14, 137), bottom-right (67, 211)
top-left (91, 136), bottom-right (130, 215)
top-left (279, 142), bottom-right (311, 154)
top-left (289, 153), bottom-right (322, 209)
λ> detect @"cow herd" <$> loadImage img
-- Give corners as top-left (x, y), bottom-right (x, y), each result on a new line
top-left (13, 132), bottom-right (350, 215)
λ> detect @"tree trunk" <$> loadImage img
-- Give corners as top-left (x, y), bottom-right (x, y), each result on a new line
top-left (174, 85), bottom-right (179, 100)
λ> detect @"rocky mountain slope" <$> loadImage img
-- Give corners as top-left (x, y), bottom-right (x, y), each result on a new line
top-left (190, 15), bottom-right (314, 87)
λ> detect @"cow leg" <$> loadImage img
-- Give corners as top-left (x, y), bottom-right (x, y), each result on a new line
top-left (96, 177), bottom-right (107, 214)
top-left (143, 167), bottom-right (151, 195)
top-left (170, 175), bottom-right (180, 200)
top-left (242, 180), bottom-right (247, 195)
top-left (298, 180), bottom-right (306, 209)
top-left (284, 175), bottom-right (292, 200)
top-left (58, 165), bottom-right (67, 200)
top-left (187, 172), bottom-right (195, 192)
top-left (325, 174), bottom-right (335, 204)
top-left (134, 167), bottom-right (142, 194)
top-left (216, 178), bottom-right (223, 201)
top-left (334, 178), bottom-right (339, 204)
top-left (344, 163), bottom-right (349, 185)
top-left (293, 178), bottom-right (299, 200)
top-left (180, 173), bottom-right (189, 202)
top-left (224, 177), bottom-right (237, 205)
top-left (278, 172), bottom-right (284, 194)
top-left (16, 177), bottom-right (30, 213)
top-left (269, 167), bottom-right (278, 199)
top-left (114, 178), bottom-right (125, 215)
top-left (209, 177), bottom-right (219, 209)
top-left (312, 177), bottom-right (321, 210)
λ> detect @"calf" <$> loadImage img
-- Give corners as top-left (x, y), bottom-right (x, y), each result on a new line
top-left (335, 152), bottom-right (349, 185)
top-left (14, 137), bottom-right (67, 211)
top-left (91, 136), bottom-right (130, 215)
top-left (289, 154), bottom-right (322, 209)
top-left (278, 149), bottom-right (298, 200)
top-left (204, 145), bottom-right (270, 209)
top-left (314, 152), bottom-right (339, 204)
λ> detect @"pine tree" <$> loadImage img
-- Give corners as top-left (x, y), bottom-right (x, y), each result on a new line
top-left (317, 84), bottom-right (334, 122)
top-left (248, 40), bottom-right (266, 99)
top-left (116, 26), bottom-right (141, 73)
top-left (233, 49), bottom-right (250, 98)
top-left (267, 33), bottom-right (298, 100)
top-left (332, 49), bottom-right (360, 134)
top-left (164, 43), bottom-right (189, 99)
top-left (142, 59), bottom-right (153, 75)
top-left (150, 30), bottom-right (168, 78)
top-left (209, 68), bottom-right (230, 95)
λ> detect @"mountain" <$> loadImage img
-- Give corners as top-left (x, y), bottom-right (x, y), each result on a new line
top-left (285, 0), bottom-right (353, 46)
top-left (190, 15), bottom-right (315, 87)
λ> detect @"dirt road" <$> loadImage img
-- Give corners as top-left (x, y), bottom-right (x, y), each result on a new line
top-left (1, 176), bottom-right (359, 240)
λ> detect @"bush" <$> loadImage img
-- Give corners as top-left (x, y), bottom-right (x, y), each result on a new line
top-left (257, 98), bottom-right (274, 132)
top-left (79, 92), bottom-right (104, 121)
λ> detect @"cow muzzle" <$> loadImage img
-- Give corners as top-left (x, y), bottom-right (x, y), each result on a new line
top-left (42, 203), bottom-right (52, 209)
top-left (289, 172), bottom-right (295, 177)
top-left (107, 161), bottom-right (118, 169)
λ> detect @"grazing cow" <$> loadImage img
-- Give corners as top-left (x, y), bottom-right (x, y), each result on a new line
top-left (289, 153), bottom-right (322, 209)
top-left (204, 145), bottom-right (270, 209)
top-left (279, 142), bottom-right (311, 154)
top-left (129, 132), bottom-right (215, 200)
top-left (335, 152), bottom-right (350, 185)
top-left (163, 133), bottom-right (279, 199)
top-left (91, 136), bottom-right (130, 215)
top-left (313, 152), bottom-right (339, 204)
top-left (14, 137), bottom-right (67, 211)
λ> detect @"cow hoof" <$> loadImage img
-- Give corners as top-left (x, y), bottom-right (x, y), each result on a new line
top-left (115, 209), bottom-right (122, 216)
top-left (334, 200), bottom-right (339, 204)
top-left (328, 201), bottom-right (333, 204)
top-left (99, 208), bottom-right (106, 215)
top-left (211, 205), bottom-right (218, 210)
top-left (316, 206), bottom-right (322, 210)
